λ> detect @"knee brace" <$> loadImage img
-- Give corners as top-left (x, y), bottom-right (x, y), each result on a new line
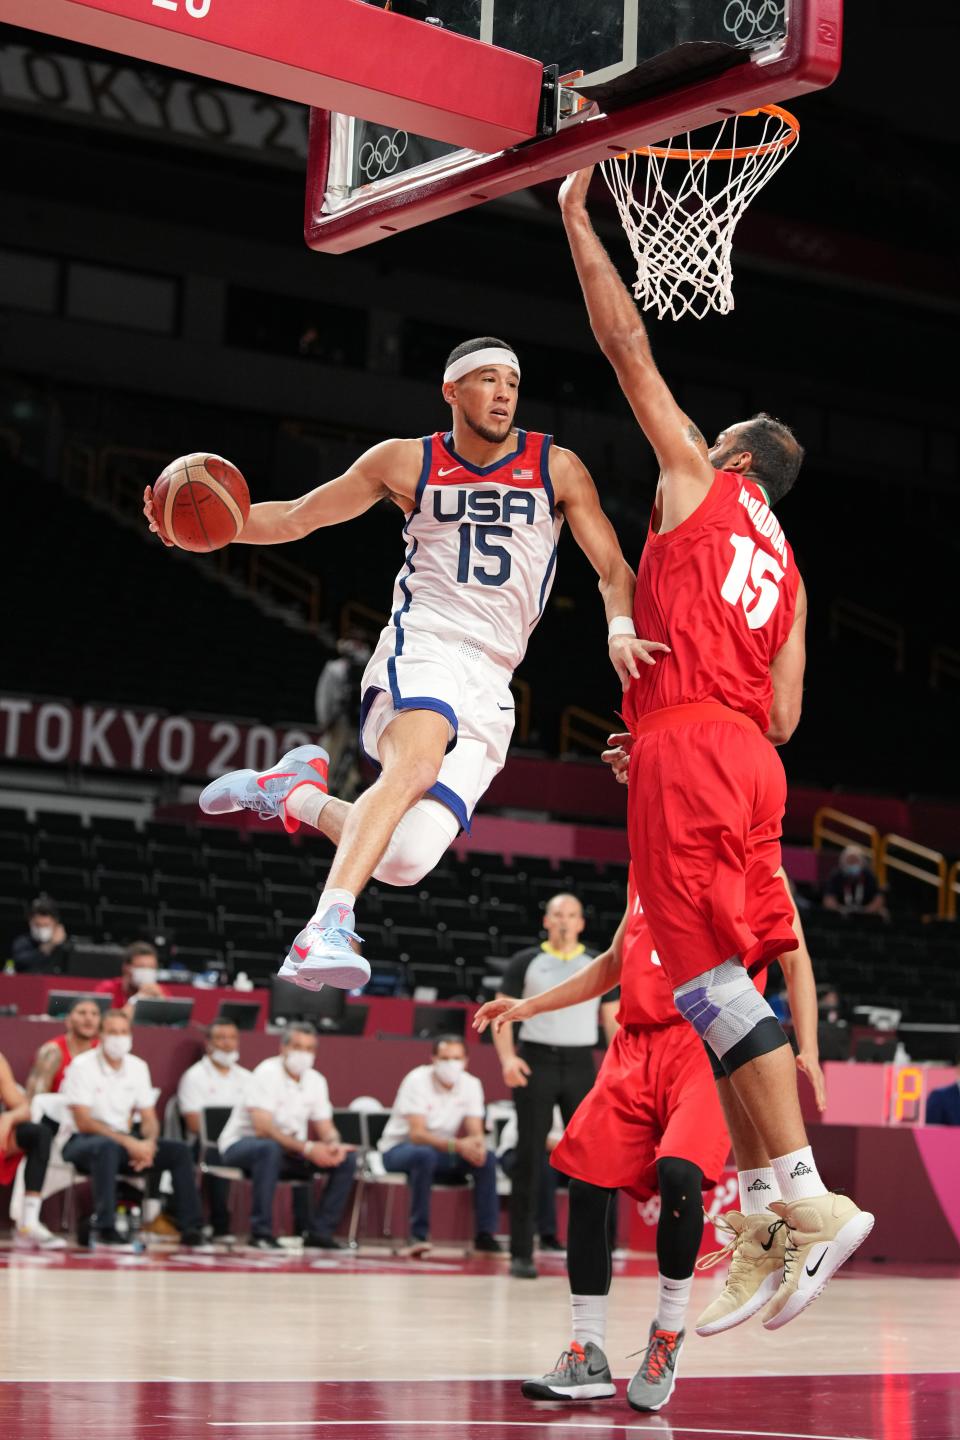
top-left (372, 797), bottom-right (459, 888)
top-left (673, 959), bottom-right (788, 1077)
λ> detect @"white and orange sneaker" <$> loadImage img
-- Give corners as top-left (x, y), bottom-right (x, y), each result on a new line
top-left (198, 744), bottom-right (329, 834)
top-left (760, 1193), bottom-right (874, 1330)
top-left (695, 1211), bottom-right (787, 1336)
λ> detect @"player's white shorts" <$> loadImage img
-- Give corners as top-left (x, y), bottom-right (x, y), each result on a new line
top-left (359, 626), bottom-right (515, 833)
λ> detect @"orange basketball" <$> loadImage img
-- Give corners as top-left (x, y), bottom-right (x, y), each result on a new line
top-left (152, 453), bottom-right (250, 553)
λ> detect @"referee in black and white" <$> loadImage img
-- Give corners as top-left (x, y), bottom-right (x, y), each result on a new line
top-left (494, 893), bottom-right (619, 1278)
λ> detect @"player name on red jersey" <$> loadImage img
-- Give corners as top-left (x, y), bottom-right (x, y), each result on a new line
top-left (737, 486), bottom-right (789, 566)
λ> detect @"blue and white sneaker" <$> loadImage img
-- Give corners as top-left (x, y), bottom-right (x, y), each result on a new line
top-left (278, 901), bottom-right (370, 991)
top-left (198, 744), bottom-right (329, 834)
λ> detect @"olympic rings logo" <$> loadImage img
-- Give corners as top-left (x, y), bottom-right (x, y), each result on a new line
top-left (722, 0), bottom-right (783, 44)
top-left (358, 130), bottom-right (409, 181)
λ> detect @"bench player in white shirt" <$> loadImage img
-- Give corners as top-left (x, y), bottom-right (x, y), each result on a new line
top-left (146, 338), bottom-right (666, 991)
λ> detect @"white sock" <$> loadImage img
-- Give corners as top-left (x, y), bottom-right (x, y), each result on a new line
top-left (570, 1294), bottom-right (608, 1351)
top-left (21, 1195), bottom-right (41, 1230)
top-left (739, 1167), bottom-right (781, 1216)
top-left (143, 1198), bottom-right (162, 1223)
top-left (770, 1146), bottom-right (827, 1204)
top-left (285, 784), bottom-right (333, 829)
top-left (656, 1273), bottom-right (693, 1334)
top-left (312, 888), bottom-right (357, 925)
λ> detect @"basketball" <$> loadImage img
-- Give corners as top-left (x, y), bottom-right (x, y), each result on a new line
top-left (152, 453), bottom-right (250, 552)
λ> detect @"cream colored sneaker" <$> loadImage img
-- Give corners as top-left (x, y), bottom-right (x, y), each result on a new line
top-left (694, 1211), bottom-right (786, 1336)
top-left (760, 1192), bottom-right (874, 1330)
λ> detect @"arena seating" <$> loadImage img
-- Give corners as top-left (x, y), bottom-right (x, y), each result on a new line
top-left (4, 801), bottom-right (958, 1027)
top-left (0, 804), bottom-right (628, 995)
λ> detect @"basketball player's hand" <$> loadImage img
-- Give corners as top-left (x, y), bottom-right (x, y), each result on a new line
top-left (558, 167), bottom-right (595, 212)
top-left (609, 636), bottom-right (671, 691)
top-left (796, 1051), bottom-right (827, 1113)
top-left (143, 485), bottom-right (174, 546)
top-left (501, 1055), bottom-right (532, 1089)
top-left (601, 732), bottom-right (633, 785)
top-left (473, 997), bottom-right (533, 1040)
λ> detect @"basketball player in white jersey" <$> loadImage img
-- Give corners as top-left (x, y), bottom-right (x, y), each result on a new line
top-left (145, 339), bottom-right (666, 991)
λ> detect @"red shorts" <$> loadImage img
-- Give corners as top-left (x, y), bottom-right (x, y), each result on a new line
top-left (551, 1023), bottom-right (731, 1201)
top-left (626, 702), bottom-right (796, 990)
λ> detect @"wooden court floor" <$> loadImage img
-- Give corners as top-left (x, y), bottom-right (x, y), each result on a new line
top-left (1, 1246), bottom-right (957, 1438)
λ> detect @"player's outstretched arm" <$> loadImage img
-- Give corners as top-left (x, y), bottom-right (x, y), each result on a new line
top-left (775, 865), bottom-right (826, 1112)
top-left (558, 169), bottom-right (713, 524)
top-left (767, 578), bottom-right (807, 744)
top-left (551, 446), bottom-right (669, 688)
top-left (235, 438), bottom-right (420, 545)
top-left (473, 915), bottom-right (626, 1035)
top-left (143, 438), bottom-right (421, 548)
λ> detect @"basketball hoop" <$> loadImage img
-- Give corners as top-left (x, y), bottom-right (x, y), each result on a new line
top-left (601, 105), bottom-right (799, 321)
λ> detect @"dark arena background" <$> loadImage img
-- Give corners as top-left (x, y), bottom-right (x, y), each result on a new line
top-left (0, 3), bottom-right (958, 1438)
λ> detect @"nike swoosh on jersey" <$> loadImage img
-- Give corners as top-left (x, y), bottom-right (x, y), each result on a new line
top-left (437, 466), bottom-right (462, 476)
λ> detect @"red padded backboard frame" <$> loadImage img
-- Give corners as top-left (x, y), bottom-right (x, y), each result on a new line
top-left (305, 0), bottom-right (842, 253)
top-left (7, 0), bottom-right (546, 154)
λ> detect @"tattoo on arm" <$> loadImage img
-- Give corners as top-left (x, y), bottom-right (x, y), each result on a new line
top-left (687, 422), bottom-right (706, 447)
top-left (28, 1046), bottom-right (61, 1097)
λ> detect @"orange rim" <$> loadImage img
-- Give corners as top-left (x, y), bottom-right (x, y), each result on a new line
top-left (610, 105), bottom-right (799, 163)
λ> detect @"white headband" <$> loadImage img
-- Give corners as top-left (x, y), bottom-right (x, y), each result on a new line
top-left (443, 347), bottom-right (520, 385)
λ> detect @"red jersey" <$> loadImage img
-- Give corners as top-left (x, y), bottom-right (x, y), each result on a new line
top-left (49, 1033), bottom-right (98, 1092)
top-left (623, 470), bottom-right (801, 735)
top-left (618, 868), bottom-right (765, 1027)
top-left (94, 978), bottom-right (166, 1008)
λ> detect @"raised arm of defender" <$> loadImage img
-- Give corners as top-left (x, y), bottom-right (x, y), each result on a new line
top-left (474, 912), bottom-right (627, 1036)
top-left (558, 168), bottom-right (714, 531)
top-left (143, 437), bottom-right (422, 547)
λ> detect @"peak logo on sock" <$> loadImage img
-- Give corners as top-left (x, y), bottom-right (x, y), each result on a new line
top-left (789, 1161), bottom-right (813, 1178)
top-left (747, 1179), bottom-right (772, 1192)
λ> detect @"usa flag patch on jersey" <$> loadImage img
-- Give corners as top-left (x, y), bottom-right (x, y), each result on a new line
top-left (513, 468), bottom-right (533, 479)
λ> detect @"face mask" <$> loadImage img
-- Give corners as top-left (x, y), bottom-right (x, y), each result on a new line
top-left (131, 967), bottom-right (157, 988)
top-left (841, 861), bottom-right (862, 876)
top-left (210, 1048), bottom-right (239, 1068)
top-left (284, 1050), bottom-right (314, 1077)
top-left (30, 924), bottom-right (54, 943)
top-left (434, 1059), bottom-right (466, 1086)
top-left (103, 1034), bottom-right (132, 1061)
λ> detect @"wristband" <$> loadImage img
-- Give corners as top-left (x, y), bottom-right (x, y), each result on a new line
top-left (447, 1138), bottom-right (457, 1155)
top-left (608, 616), bottom-right (636, 640)
top-left (304, 1141), bottom-right (313, 1158)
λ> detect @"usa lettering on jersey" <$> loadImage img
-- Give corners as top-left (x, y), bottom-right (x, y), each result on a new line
top-left (433, 490), bottom-right (537, 525)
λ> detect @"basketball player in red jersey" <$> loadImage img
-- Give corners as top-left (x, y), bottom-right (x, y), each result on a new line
top-left (144, 339), bottom-right (665, 993)
top-left (475, 869), bottom-right (824, 1411)
top-left (26, 997), bottom-right (102, 1097)
top-left (557, 167), bottom-right (872, 1331)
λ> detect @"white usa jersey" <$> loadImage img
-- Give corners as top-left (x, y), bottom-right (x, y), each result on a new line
top-left (387, 429), bottom-right (563, 672)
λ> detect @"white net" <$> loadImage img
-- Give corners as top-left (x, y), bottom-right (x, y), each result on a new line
top-left (601, 106), bottom-right (799, 321)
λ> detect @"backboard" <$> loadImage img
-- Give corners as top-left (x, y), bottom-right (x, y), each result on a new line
top-left (306, 0), bottom-right (842, 252)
